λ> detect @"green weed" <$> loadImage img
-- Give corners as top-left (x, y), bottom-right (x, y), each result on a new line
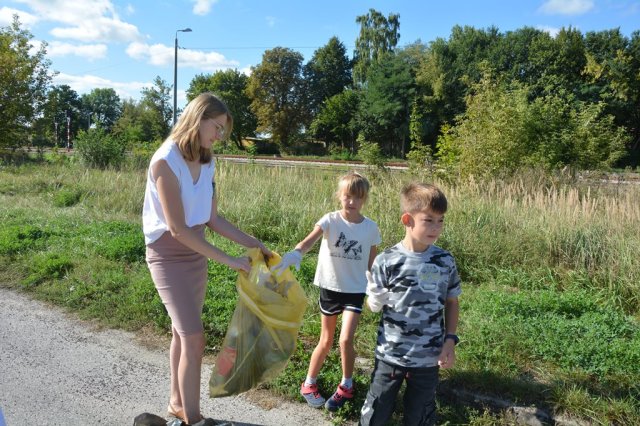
top-left (21, 252), bottom-right (73, 287)
top-left (0, 224), bottom-right (50, 256)
top-left (52, 188), bottom-right (83, 207)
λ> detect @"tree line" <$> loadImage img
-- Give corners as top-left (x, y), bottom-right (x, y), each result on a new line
top-left (2, 10), bottom-right (639, 174)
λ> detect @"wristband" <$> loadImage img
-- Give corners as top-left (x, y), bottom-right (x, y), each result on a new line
top-left (444, 333), bottom-right (459, 345)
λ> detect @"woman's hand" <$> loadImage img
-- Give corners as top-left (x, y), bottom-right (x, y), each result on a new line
top-left (256, 240), bottom-right (272, 258)
top-left (228, 256), bottom-right (251, 273)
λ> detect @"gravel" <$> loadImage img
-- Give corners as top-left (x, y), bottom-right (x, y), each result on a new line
top-left (0, 287), bottom-right (332, 426)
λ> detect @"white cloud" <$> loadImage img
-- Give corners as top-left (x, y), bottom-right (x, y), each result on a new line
top-left (265, 16), bottom-right (277, 27)
top-left (192, 0), bottom-right (218, 16)
top-left (126, 42), bottom-right (239, 71)
top-left (536, 25), bottom-right (561, 37)
top-left (0, 6), bottom-right (39, 27)
top-left (53, 72), bottom-right (147, 100)
top-left (12, 0), bottom-right (142, 42)
top-left (47, 41), bottom-right (108, 60)
top-left (50, 17), bottom-right (140, 43)
top-left (125, 3), bottom-right (135, 15)
top-left (539, 0), bottom-right (594, 15)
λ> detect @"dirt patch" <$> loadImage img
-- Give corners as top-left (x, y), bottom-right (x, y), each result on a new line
top-left (241, 387), bottom-right (284, 410)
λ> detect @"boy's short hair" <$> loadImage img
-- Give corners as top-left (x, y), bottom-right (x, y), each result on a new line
top-left (336, 171), bottom-right (370, 200)
top-left (401, 183), bottom-right (447, 214)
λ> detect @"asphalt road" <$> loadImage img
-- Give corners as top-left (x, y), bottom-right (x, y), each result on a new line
top-left (0, 287), bottom-right (332, 426)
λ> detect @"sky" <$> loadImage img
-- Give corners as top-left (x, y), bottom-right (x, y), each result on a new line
top-left (1, 0), bottom-right (639, 109)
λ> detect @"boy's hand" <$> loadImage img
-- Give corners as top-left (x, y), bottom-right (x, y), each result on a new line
top-left (270, 250), bottom-right (302, 276)
top-left (366, 271), bottom-right (389, 312)
top-left (438, 340), bottom-right (456, 369)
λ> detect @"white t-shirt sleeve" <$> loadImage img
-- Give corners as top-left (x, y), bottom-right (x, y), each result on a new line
top-left (316, 212), bottom-right (331, 232)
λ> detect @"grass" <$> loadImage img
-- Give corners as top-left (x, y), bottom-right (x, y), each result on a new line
top-left (0, 157), bottom-right (639, 425)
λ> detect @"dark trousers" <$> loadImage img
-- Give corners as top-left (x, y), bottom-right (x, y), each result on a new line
top-left (359, 358), bottom-right (439, 426)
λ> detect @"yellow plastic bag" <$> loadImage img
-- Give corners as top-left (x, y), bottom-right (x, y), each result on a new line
top-left (209, 248), bottom-right (307, 397)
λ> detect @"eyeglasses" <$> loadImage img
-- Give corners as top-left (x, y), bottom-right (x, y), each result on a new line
top-left (214, 121), bottom-right (226, 138)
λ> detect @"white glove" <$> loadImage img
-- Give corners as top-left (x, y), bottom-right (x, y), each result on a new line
top-left (270, 250), bottom-right (302, 277)
top-left (366, 271), bottom-right (389, 313)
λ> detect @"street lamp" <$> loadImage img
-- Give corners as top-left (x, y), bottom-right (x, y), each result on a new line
top-left (173, 27), bottom-right (192, 126)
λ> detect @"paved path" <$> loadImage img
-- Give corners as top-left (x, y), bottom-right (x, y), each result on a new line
top-left (0, 288), bottom-right (331, 426)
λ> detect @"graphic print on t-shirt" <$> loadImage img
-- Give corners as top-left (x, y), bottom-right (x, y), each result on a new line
top-left (332, 232), bottom-right (363, 260)
top-left (417, 263), bottom-right (441, 292)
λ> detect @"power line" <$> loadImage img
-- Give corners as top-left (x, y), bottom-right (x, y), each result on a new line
top-left (185, 45), bottom-right (356, 51)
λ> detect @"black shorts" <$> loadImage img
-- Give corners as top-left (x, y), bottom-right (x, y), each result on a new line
top-left (318, 288), bottom-right (366, 316)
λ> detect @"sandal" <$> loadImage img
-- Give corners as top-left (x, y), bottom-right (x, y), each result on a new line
top-left (168, 404), bottom-right (211, 425)
top-left (167, 404), bottom-right (185, 421)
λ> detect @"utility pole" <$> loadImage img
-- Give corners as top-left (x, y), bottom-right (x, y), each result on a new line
top-left (173, 27), bottom-right (192, 126)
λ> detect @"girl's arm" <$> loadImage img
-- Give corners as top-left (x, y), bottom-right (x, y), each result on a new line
top-left (270, 225), bottom-right (323, 276)
top-left (153, 160), bottom-right (250, 272)
top-left (293, 225), bottom-right (324, 254)
top-left (206, 193), bottom-right (271, 256)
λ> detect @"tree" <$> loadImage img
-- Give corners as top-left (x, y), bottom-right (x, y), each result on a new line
top-left (353, 9), bottom-right (400, 85)
top-left (303, 37), bottom-right (352, 118)
top-left (80, 88), bottom-right (122, 131)
top-left (583, 29), bottom-right (640, 166)
top-left (437, 71), bottom-right (627, 176)
top-left (490, 26), bottom-right (547, 85)
top-left (140, 76), bottom-right (172, 141)
top-left (0, 16), bottom-right (53, 148)
top-left (112, 99), bottom-right (146, 146)
top-left (357, 52), bottom-right (415, 157)
top-left (246, 47), bottom-right (308, 151)
top-left (416, 25), bottom-right (500, 144)
top-left (39, 85), bottom-right (82, 147)
top-left (187, 69), bottom-right (257, 149)
top-left (310, 89), bottom-right (360, 151)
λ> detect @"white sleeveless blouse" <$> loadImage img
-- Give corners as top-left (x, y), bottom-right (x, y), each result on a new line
top-left (142, 141), bottom-right (215, 244)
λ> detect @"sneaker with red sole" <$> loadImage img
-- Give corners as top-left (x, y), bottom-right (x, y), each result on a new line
top-left (324, 384), bottom-right (354, 412)
top-left (300, 382), bottom-right (326, 408)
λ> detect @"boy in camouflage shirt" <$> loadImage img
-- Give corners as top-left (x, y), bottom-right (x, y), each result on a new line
top-left (359, 183), bottom-right (461, 426)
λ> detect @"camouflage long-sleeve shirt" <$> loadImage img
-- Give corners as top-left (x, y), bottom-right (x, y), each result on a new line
top-left (371, 242), bottom-right (461, 368)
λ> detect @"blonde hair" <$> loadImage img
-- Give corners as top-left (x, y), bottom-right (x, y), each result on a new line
top-left (169, 92), bottom-right (233, 164)
top-left (336, 171), bottom-right (370, 200)
top-left (401, 183), bottom-right (447, 214)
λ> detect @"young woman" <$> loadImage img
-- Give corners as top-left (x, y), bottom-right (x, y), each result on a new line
top-left (143, 93), bottom-right (270, 426)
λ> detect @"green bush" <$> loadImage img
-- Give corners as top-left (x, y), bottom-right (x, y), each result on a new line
top-left (22, 253), bottom-right (73, 287)
top-left (75, 127), bottom-right (126, 169)
top-left (127, 140), bottom-right (161, 170)
top-left (53, 188), bottom-right (83, 207)
top-left (358, 137), bottom-right (386, 169)
top-left (406, 143), bottom-right (434, 176)
top-left (96, 221), bottom-right (145, 263)
top-left (329, 145), bottom-right (355, 161)
top-left (439, 71), bottom-right (629, 177)
top-left (0, 225), bottom-right (50, 256)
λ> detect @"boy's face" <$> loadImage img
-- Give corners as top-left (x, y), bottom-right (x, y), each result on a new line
top-left (404, 209), bottom-right (445, 247)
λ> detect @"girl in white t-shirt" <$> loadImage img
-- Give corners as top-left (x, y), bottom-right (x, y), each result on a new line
top-left (272, 172), bottom-right (381, 412)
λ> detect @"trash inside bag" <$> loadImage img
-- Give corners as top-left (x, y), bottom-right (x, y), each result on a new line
top-left (209, 248), bottom-right (307, 397)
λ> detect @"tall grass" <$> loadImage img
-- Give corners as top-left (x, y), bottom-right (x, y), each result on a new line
top-left (216, 163), bottom-right (640, 314)
top-left (1, 160), bottom-right (639, 424)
